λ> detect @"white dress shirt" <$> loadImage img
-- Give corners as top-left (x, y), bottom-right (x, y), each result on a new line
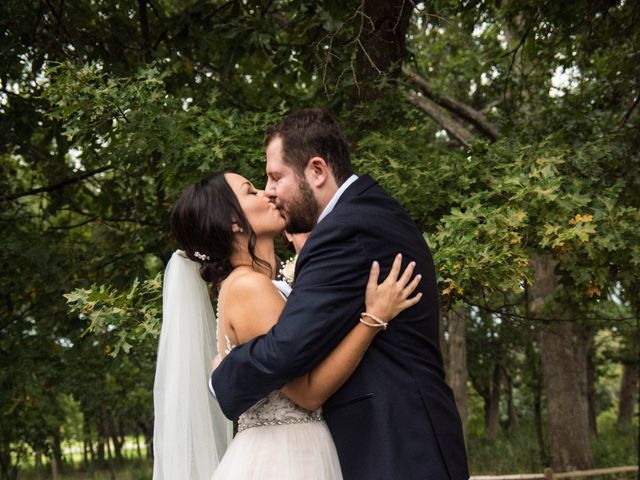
top-left (316, 174), bottom-right (358, 224)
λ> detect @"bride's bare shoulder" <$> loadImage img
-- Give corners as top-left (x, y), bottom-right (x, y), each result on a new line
top-left (222, 271), bottom-right (285, 342)
top-left (225, 270), bottom-right (276, 296)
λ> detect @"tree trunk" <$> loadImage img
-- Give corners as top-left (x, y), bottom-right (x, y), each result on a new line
top-left (106, 414), bottom-right (124, 463)
top-left (529, 253), bottom-right (593, 470)
top-left (528, 341), bottom-right (547, 462)
top-left (573, 325), bottom-right (597, 436)
top-left (501, 5), bottom-right (530, 114)
top-left (533, 377), bottom-right (547, 464)
top-left (137, 420), bottom-right (153, 459)
top-left (439, 310), bottom-right (449, 376)
top-left (353, 0), bottom-right (413, 102)
top-left (96, 431), bottom-right (106, 465)
top-left (586, 339), bottom-right (598, 436)
top-left (34, 449), bottom-right (43, 480)
top-left (447, 304), bottom-right (468, 441)
top-left (0, 446), bottom-right (7, 480)
top-left (0, 442), bottom-right (19, 480)
top-left (47, 436), bottom-right (60, 480)
top-left (503, 367), bottom-right (520, 432)
top-left (135, 433), bottom-right (142, 458)
top-left (83, 416), bottom-right (94, 467)
top-left (524, 283), bottom-right (549, 464)
top-left (538, 321), bottom-right (593, 470)
top-left (50, 457), bottom-right (59, 480)
top-left (137, 0), bottom-right (152, 63)
top-left (105, 434), bottom-right (112, 461)
top-left (617, 361), bottom-right (639, 430)
top-left (51, 435), bottom-right (64, 477)
top-left (82, 439), bottom-right (89, 467)
top-left (485, 364), bottom-right (501, 439)
top-left (112, 434), bottom-right (123, 462)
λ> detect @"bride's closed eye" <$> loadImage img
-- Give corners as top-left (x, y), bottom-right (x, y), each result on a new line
top-left (244, 183), bottom-right (258, 195)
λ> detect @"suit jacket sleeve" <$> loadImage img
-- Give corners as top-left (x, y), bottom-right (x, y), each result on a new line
top-left (211, 214), bottom-right (370, 420)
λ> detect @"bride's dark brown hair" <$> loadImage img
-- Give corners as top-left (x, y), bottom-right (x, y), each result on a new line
top-left (170, 172), bottom-right (271, 289)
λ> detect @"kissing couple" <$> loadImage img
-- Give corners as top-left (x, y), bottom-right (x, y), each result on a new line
top-left (153, 109), bottom-right (469, 479)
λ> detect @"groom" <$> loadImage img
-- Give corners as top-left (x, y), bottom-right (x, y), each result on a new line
top-left (211, 109), bottom-right (469, 479)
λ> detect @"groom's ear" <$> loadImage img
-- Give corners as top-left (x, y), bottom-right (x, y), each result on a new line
top-left (306, 156), bottom-right (330, 188)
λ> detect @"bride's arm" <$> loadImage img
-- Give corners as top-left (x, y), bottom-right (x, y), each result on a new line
top-left (281, 254), bottom-right (421, 411)
top-left (223, 255), bottom-right (421, 411)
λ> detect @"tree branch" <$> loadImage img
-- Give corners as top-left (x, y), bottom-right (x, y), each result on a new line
top-left (402, 90), bottom-right (475, 148)
top-left (619, 92), bottom-right (640, 126)
top-left (1, 166), bottom-right (116, 202)
top-left (402, 67), bottom-right (502, 141)
top-left (138, 0), bottom-right (152, 63)
top-left (500, 2), bottom-right (550, 104)
top-left (480, 99), bottom-right (503, 115)
top-left (461, 294), bottom-right (637, 325)
top-left (43, 0), bottom-right (81, 59)
top-left (47, 218), bottom-right (96, 230)
top-left (147, 0), bottom-right (162, 19)
top-left (62, 207), bottom-right (162, 228)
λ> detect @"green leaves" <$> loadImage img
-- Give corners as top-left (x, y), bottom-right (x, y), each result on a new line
top-left (1, 1), bottom-right (639, 472)
top-left (65, 273), bottom-right (163, 358)
top-left (354, 120), bottom-right (639, 302)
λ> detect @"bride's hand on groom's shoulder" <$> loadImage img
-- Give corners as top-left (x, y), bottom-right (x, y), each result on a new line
top-left (364, 253), bottom-right (423, 324)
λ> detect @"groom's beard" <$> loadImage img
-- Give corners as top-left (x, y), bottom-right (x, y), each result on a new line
top-left (283, 176), bottom-right (320, 234)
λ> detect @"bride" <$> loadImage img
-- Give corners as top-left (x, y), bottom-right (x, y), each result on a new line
top-left (153, 171), bottom-right (422, 479)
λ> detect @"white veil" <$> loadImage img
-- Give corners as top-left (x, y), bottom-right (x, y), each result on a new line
top-left (152, 250), bottom-right (232, 480)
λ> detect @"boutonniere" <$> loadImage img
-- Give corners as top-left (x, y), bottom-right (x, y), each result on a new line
top-left (279, 254), bottom-right (298, 285)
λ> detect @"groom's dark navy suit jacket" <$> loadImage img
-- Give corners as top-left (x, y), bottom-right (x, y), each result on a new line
top-left (212, 175), bottom-right (469, 479)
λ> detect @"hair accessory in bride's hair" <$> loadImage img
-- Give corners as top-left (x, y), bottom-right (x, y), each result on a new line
top-left (193, 251), bottom-right (211, 262)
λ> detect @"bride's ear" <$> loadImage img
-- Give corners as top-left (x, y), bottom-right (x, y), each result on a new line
top-left (231, 222), bottom-right (244, 234)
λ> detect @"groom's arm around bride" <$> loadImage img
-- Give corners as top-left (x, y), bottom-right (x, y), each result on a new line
top-left (211, 108), bottom-right (469, 480)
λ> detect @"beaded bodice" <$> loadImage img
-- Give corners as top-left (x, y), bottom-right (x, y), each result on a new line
top-left (237, 390), bottom-right (323, 432)
top-left (216, 279), bottom-right (323, 432)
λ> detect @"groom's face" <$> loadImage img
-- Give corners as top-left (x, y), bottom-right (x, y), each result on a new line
top-left (265, 136), bottom-right (320, 234)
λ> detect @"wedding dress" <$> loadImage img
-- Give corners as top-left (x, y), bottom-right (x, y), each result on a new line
top-left (211, 280), bottom-right (343, 480)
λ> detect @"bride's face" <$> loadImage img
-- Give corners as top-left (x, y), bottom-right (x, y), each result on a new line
top-left (224, 173), bottom-right (286, 236)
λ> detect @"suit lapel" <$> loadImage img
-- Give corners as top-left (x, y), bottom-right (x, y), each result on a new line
top-left (333, 174), bottom-right (376, 206)
top-left (293, 175), bottom-right (377, 279)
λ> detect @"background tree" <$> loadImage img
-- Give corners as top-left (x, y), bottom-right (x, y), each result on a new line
top-left (1, 0), bottom-right (638, 476)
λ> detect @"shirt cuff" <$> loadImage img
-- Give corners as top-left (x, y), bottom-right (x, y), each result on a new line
top-left (209, 375), bottom-right (216, 397)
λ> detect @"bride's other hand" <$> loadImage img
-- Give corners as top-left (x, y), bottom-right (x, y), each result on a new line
top-left (365, 254), bottom-right (422, 324)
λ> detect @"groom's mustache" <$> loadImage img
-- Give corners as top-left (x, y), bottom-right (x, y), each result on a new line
top-left (269, 199), bottom-right (282, 209)
top-left (270, 199), bottom-right (286, 216)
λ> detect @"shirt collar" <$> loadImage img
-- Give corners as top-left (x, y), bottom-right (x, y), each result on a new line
top-left (317, 174), bottom-right (358, 224)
